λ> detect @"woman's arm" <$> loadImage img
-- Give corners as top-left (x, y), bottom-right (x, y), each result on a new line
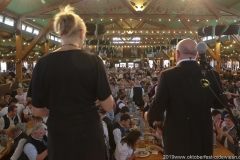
top-left (99, 95), bottom-right (113, 112)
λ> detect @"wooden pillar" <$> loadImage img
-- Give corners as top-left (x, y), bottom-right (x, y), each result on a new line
top-left (160, 58), bottom-right (164, 70)
top-left (171, 50), bottom-right (175, 66)
top-left (44, 33), bottom-right (49, 54)
top-left (141, 53), bottom-right (146, 59)
top-left (215, 42), bottom-right (221, 72)
top-left (15, 19), bottom-right (22, 82)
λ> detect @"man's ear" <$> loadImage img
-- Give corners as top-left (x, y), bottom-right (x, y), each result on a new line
top-left (176, 50), bottom-right (180, 59)
top-left (79, 29), bottom-right (84, 39)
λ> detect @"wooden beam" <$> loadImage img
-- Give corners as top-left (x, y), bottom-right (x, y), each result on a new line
top-left (180, 19), bottom-right (198, 39)
top-left (103, 34), bottom-right (185, 39)
top-left (206, 48), bottom-right (218, 61)
top-left (0, 0), bottom-right (12, 14)
top-left (196, 1), bottom-right (240, 16)
top-left (0, 45), bottom-right (10, 49)
top-left (164, 21), bottom-right (172, 27)
top-left (141, 0), bottom-right (158, 14)
top-left (170, 32), bottom-right (175, 39)
top-left (20, 0), bottom-right (83, 19)
top-left (170, 48), bottom-right (175, 66)
top-left (215, 42), bottom-right (221, 72)
top-left (232, 35), bottom-right (240, 45)
top-left (135, 21), bottom-right (145, 29)
top-left (45, 33), bottom-right (50, 54)
top-left (17, 19), bottom-right (54, 62)
top-left (100, 14), bottom-right (237, 20)
top-left (2, 9), bottom-right (18, 19)
top-left (144, 20), bottom-right (168, 30)
top-left (35, 13), bottom-right (235, 20)
top-left (15, 18), bottom-right (22, 82)
top-left (25, 14), bottom-right (54, 19)
top-left (162, 50), bottom-right (170, 59)
top-left (119, 0), bottom-right (137, 15)
top-left (122, 19), bottom-right (132, 29)
top-left (101, 19), bottom-right (117, 26)
top-left (202, 0), bottom-right (220, 19)
top-left (229, 1), bottom-right (240, 9)
top-left (114, 22), bottom-right (123, 29)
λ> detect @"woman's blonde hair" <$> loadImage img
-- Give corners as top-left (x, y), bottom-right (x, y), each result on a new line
top-left (54, 5), bottom-right (86, 37)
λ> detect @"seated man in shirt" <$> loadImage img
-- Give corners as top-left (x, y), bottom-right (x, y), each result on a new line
top-left (9, 98), bottom-right (24, 121)
top-left (0, 105), bottom-right (21, 133)
top-left (24, 124), bottom-right (48, 160)
top-left (112, 114), bottom-right (131, 150)
top-left (216, 114), bottom-right (240, 154)
top-left (32, 116), bottom-right (48, 136)
top-left (115, 93), bottom-right (127, 115)
top-left (4, 93), bottom-right (12, 106)
top-left (22, 100), bottom-right (33, 123)
top-left (15, 88), bottom-right (27, 105)
top-left (0, 100), bottom-right (8, 117)
top-left (113, 106), bottom-right (129, 124)
top-left (3, 126), bottom-right (28, 160)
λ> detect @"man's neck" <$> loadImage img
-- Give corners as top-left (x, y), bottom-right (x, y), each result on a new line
top-left (119, 122), bottom-right (124, 127)
top-left (7, 113), bottom-right (14, 119)
top-left (14, 131), bottom-right (22, 139)
top-left (31, 134), bottom-right (43, 141)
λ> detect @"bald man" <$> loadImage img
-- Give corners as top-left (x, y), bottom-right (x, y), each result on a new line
top-left (148, 39), bottom-right (224, 156)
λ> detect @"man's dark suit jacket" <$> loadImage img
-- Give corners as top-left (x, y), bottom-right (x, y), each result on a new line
top-left (148, 61), bottom-right (224, 156)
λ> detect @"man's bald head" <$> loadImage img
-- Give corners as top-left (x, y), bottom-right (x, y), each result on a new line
top-left (176, 39), bottom-right (197, 61)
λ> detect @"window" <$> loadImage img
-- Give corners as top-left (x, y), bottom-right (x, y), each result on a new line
top-left (4, 17), bottom-right (14, 26)
top-left (120, 63), bottom-right (126, 68)
top-left (115, 64), bottom-right (119, 68)
top-left (50, 35), bottom-right (55, 40)
top-left (55, 37), bottom-right (61, 42)
top-left (149, 60), bottom-right (153, 68)
top-left (163, 60), bottom-right (170, 68)
top-left (0, 15), bottom-right (3, 23)
top-left (1, 62), bottom-right (7, 72)
top-left (33, 29), bottom-right (39, 35)
top-left (26, 26), bottom-right (33, 33)
top-left (22, 24), bottom-right (26, 30)
top-left (227, 60), bottom-right (232, 68)
top-left (33, 61), bottom-right (37, 68)
top-left (128, 63), bottom-right (134, 68)
top-left (23, 62), bottom-right (28, 69)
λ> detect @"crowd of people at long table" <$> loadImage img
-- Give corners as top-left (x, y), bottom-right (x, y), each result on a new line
top-left (0, 64), bottom-right (238, 159)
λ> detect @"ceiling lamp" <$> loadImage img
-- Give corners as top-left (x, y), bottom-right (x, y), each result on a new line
top-left (129, 0), bottom-right (150, 11)
top-left (127, 30), bottom-right (134, 34)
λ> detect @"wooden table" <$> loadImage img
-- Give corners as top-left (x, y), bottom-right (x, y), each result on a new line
top-left (134, 141), bottom-right (233, 160)
top-left (213, 141), bottom-right (234, 156)
top-left (0, 121), bottom-right (33, 159)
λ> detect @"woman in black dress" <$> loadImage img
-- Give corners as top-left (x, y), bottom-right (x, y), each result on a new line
top-left (28, 5), bottom-right (113, 160)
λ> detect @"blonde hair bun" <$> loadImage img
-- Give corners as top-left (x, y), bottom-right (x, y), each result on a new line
top-left (54, 5), bottom-right (86, 37)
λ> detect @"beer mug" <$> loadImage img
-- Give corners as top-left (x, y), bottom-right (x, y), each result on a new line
top-left (1, 135), bottom-right (7, 147)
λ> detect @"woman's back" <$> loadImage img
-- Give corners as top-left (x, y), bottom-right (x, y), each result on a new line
top-left (30, 50), bottom-right (110, 113)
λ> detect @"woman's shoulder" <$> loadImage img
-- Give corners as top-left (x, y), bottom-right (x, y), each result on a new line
top-left (117, 142), bottom-right (130, 149)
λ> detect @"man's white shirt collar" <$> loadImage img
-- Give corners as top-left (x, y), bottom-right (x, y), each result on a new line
top-left (176, 58), bottom-right (196, 65)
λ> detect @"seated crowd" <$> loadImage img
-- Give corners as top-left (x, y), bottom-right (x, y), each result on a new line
top-left (0, 66), bottom-right (239, 160)
top-left (0, 87), bottom-right (48, 160)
